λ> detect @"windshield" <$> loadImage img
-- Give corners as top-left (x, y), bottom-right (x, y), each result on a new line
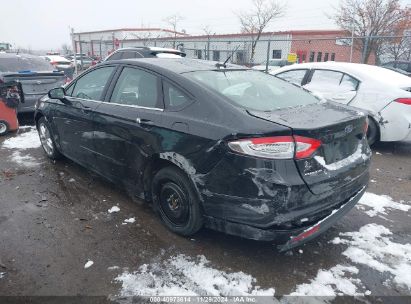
top-left (185, 70), bottom-right (320, 111)
top-left (0, 55), bottom-right (55, 72)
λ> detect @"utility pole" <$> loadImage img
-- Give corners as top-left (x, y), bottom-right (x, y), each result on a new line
top-left (349, 16), bottom-right (354, 62)
top-left (70, 27), bottom-right (78, 76)
top-left (78, 34), bottom-right (83, 70)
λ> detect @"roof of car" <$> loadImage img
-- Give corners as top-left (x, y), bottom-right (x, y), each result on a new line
top-left (102, 57), bottom-right (248, 74)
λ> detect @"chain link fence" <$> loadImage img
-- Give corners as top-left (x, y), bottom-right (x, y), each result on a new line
top-left (76, 34), bottom-right (411, 72)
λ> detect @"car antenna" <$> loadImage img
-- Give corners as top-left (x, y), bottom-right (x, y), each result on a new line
top-left (215, 45), bottom-right (241, 69)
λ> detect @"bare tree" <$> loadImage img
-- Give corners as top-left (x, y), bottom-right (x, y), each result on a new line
top-left (237, 0), bottom-right (285, 63)
top-left (61, 43), bottom-right (71, 55)
top-left (333, 0), bottom-right (410, 64)
top-left (164, 14), bottom-right (185, 48)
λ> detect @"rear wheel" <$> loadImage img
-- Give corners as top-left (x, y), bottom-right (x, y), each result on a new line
top-left (152, 166), bottom-right (203, 236)
top-left (0, 120), bottom-right (9, 136)
top-left (366, 117), bottom-right (379, 146)
top-left (37, 117), bottom-right (62, 159)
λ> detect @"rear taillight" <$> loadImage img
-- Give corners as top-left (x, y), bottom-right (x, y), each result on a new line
top-left (395, 98), bottom-right (411, 105)
top-left (50, 61), bottom-right (58, 66)
top-left (228, 136), bottom-right (321, 160)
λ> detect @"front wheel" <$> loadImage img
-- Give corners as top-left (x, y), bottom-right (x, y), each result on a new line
top-left (37, 117), bottom-right (62, 160)
top-left (0, 120), bottom-right (9, 136)
top-left (152, 166), bottom-right (203, 236)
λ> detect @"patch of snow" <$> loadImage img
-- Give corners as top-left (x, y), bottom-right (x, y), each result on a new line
top-left (123, 217), bottom-right (136, 224)
top-left (108, 206), bottom-right (120, 213)
top-left (2, 128), bottom-right (41, 150)
top-left (0, 272), bottom-right (5, 279)
top-left (298, 249), bottom-right (303, 254)
top-left (331, 224), bottom-right (411, 290)
top-left (357, 192), bottom-right (410, 218)
top-left (115, 254), bottom-right (275, 297)
top-left (108, 266), bottom-right (120, 270)
top-left (288, 265), bottom-right (364, 297)
top-left (9, 151), bottom-right (39, 167)
top-left (314, 143), bottom-right (369, 171)
top-left (370, 179), bottom-right (376, 183)
top-left (84, 260), bottom-right (94, 269)
top-left (68, 178), bottom-right (75, 183)
top-left (241, 203), bottom-right (270, 215)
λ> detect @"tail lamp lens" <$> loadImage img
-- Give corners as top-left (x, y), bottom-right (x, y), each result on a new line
top-left (395, 98), bottom-right (411, 105)
top-left (228, 136), bottom-right (321, 160)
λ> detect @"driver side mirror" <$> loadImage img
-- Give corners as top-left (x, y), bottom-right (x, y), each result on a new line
top-left (48, 87), bottom-right (69, 103)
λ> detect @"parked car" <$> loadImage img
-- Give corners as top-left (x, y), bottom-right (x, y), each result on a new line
top-left (104, 47), bottom-right (186, 61)
top-left (272, 62), bottom-right (411, 145)
top-left (35, 58), bottom-right (370, 251)
top-left (0, 53), bottom-right (65, 113)
top-left (252, 59), bottom-right (291, 73)
top-left (65, 54), bottom-right (96, 70)
top-left (381, 60), bottom-right (411, 77)
top-left (42, 55), bottom-right (75, 79)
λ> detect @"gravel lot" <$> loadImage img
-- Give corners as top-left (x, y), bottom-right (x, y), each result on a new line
top-left (0, 119), bottom-right (410, 303)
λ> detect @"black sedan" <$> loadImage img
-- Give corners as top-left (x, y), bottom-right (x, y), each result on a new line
top-left (34, 58), bottom-right (371, 250)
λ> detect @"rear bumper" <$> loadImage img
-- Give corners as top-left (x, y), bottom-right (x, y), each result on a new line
top-left (204, 185), bottom-right (366, 250)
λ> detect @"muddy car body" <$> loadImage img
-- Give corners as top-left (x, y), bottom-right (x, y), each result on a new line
top-left (35, 58), bottom-right (371, 250)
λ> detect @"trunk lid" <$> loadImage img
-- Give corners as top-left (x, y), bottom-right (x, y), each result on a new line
top-left (248, 102), bottom-right (371, 194)
top-left (3, 72), bottom-right (65, 97)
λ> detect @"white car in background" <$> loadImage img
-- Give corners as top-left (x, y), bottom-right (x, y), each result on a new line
top-left (271, 62), bottom-right (411, 145)
top-left (42, 55), bottom-right (74, 78)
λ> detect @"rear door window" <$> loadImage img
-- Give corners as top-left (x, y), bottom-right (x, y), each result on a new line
top-left (305, 69), bottom-right (359, 103)
top-left (110, 67), bottom-right (161, 109)
top-left (275, 69), bottom-right (308, 86)
top-left (163, 81), bottom-right (192, 110)
top-left (70, 66), bottom-right (115, 101)
top-left (121, 51), bottom-right (137, 59)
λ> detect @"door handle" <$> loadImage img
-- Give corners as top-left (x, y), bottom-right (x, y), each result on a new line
top-left (136, 118), bottom-right (154, 126)
top-left (81, 106), bottom-right (92, 113)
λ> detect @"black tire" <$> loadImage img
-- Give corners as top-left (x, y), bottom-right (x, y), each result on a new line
top-left (0, 120), bottom-right (9, 136)
top-left (37, 117), bottom-right (62, 160)
top-left (152, 166), bottom-right (203, 236)
top-left (366, 117), bottom-right (379, 146)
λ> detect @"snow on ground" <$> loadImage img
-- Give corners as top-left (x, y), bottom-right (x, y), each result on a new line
top-left (2, 127), bottom-right (41, 150)
top-left (331, 224), bottom-right (411, 290)
top-left (108, 206), bottom-right (120, 213)
top-left (84, 260), bottom-right (94, 269)
top-left (115, 254), bottom-right (275, 297)
top-left (0, 272), bottom-right (5, 279)
top-left (123, 217), bottom-right (136, 224)
top-left (357, 192), bottom-right (410, 218)
top-left (288, 265), bottom-right (367, 299)
top-left (9, 151), bottom-right (39, 167)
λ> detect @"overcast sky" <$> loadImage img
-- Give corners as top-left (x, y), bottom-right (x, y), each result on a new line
top-left (1, 0), bottom-right (410, 50)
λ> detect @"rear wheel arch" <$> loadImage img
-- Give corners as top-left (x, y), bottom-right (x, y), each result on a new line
top-left (367, 115), bottom-right (380, 146)
top-left (142, 154), bottom-right (202, 202)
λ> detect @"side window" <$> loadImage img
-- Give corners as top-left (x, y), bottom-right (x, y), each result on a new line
top-left (276, 69), bottom-right (307, 86)
top-left (340, 74), bottom-right (359, 91)
top-left (163, 81), bottom-right (191, 109)
top-left (70, 66), bottom-right (115, 101)
top-left (107, 52), bottom-right (122, 60)
top-left (110, 67), bottom-right (160, 108)
top-left (308, 70), bottom-right (344, 89)
top-left (121, 51), bottom-right (136, 59)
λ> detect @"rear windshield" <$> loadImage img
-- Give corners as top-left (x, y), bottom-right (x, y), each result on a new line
top-left (185, 70), bottom-right (320, 111)
top-left (0, 55), bottom-right (55, 72)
